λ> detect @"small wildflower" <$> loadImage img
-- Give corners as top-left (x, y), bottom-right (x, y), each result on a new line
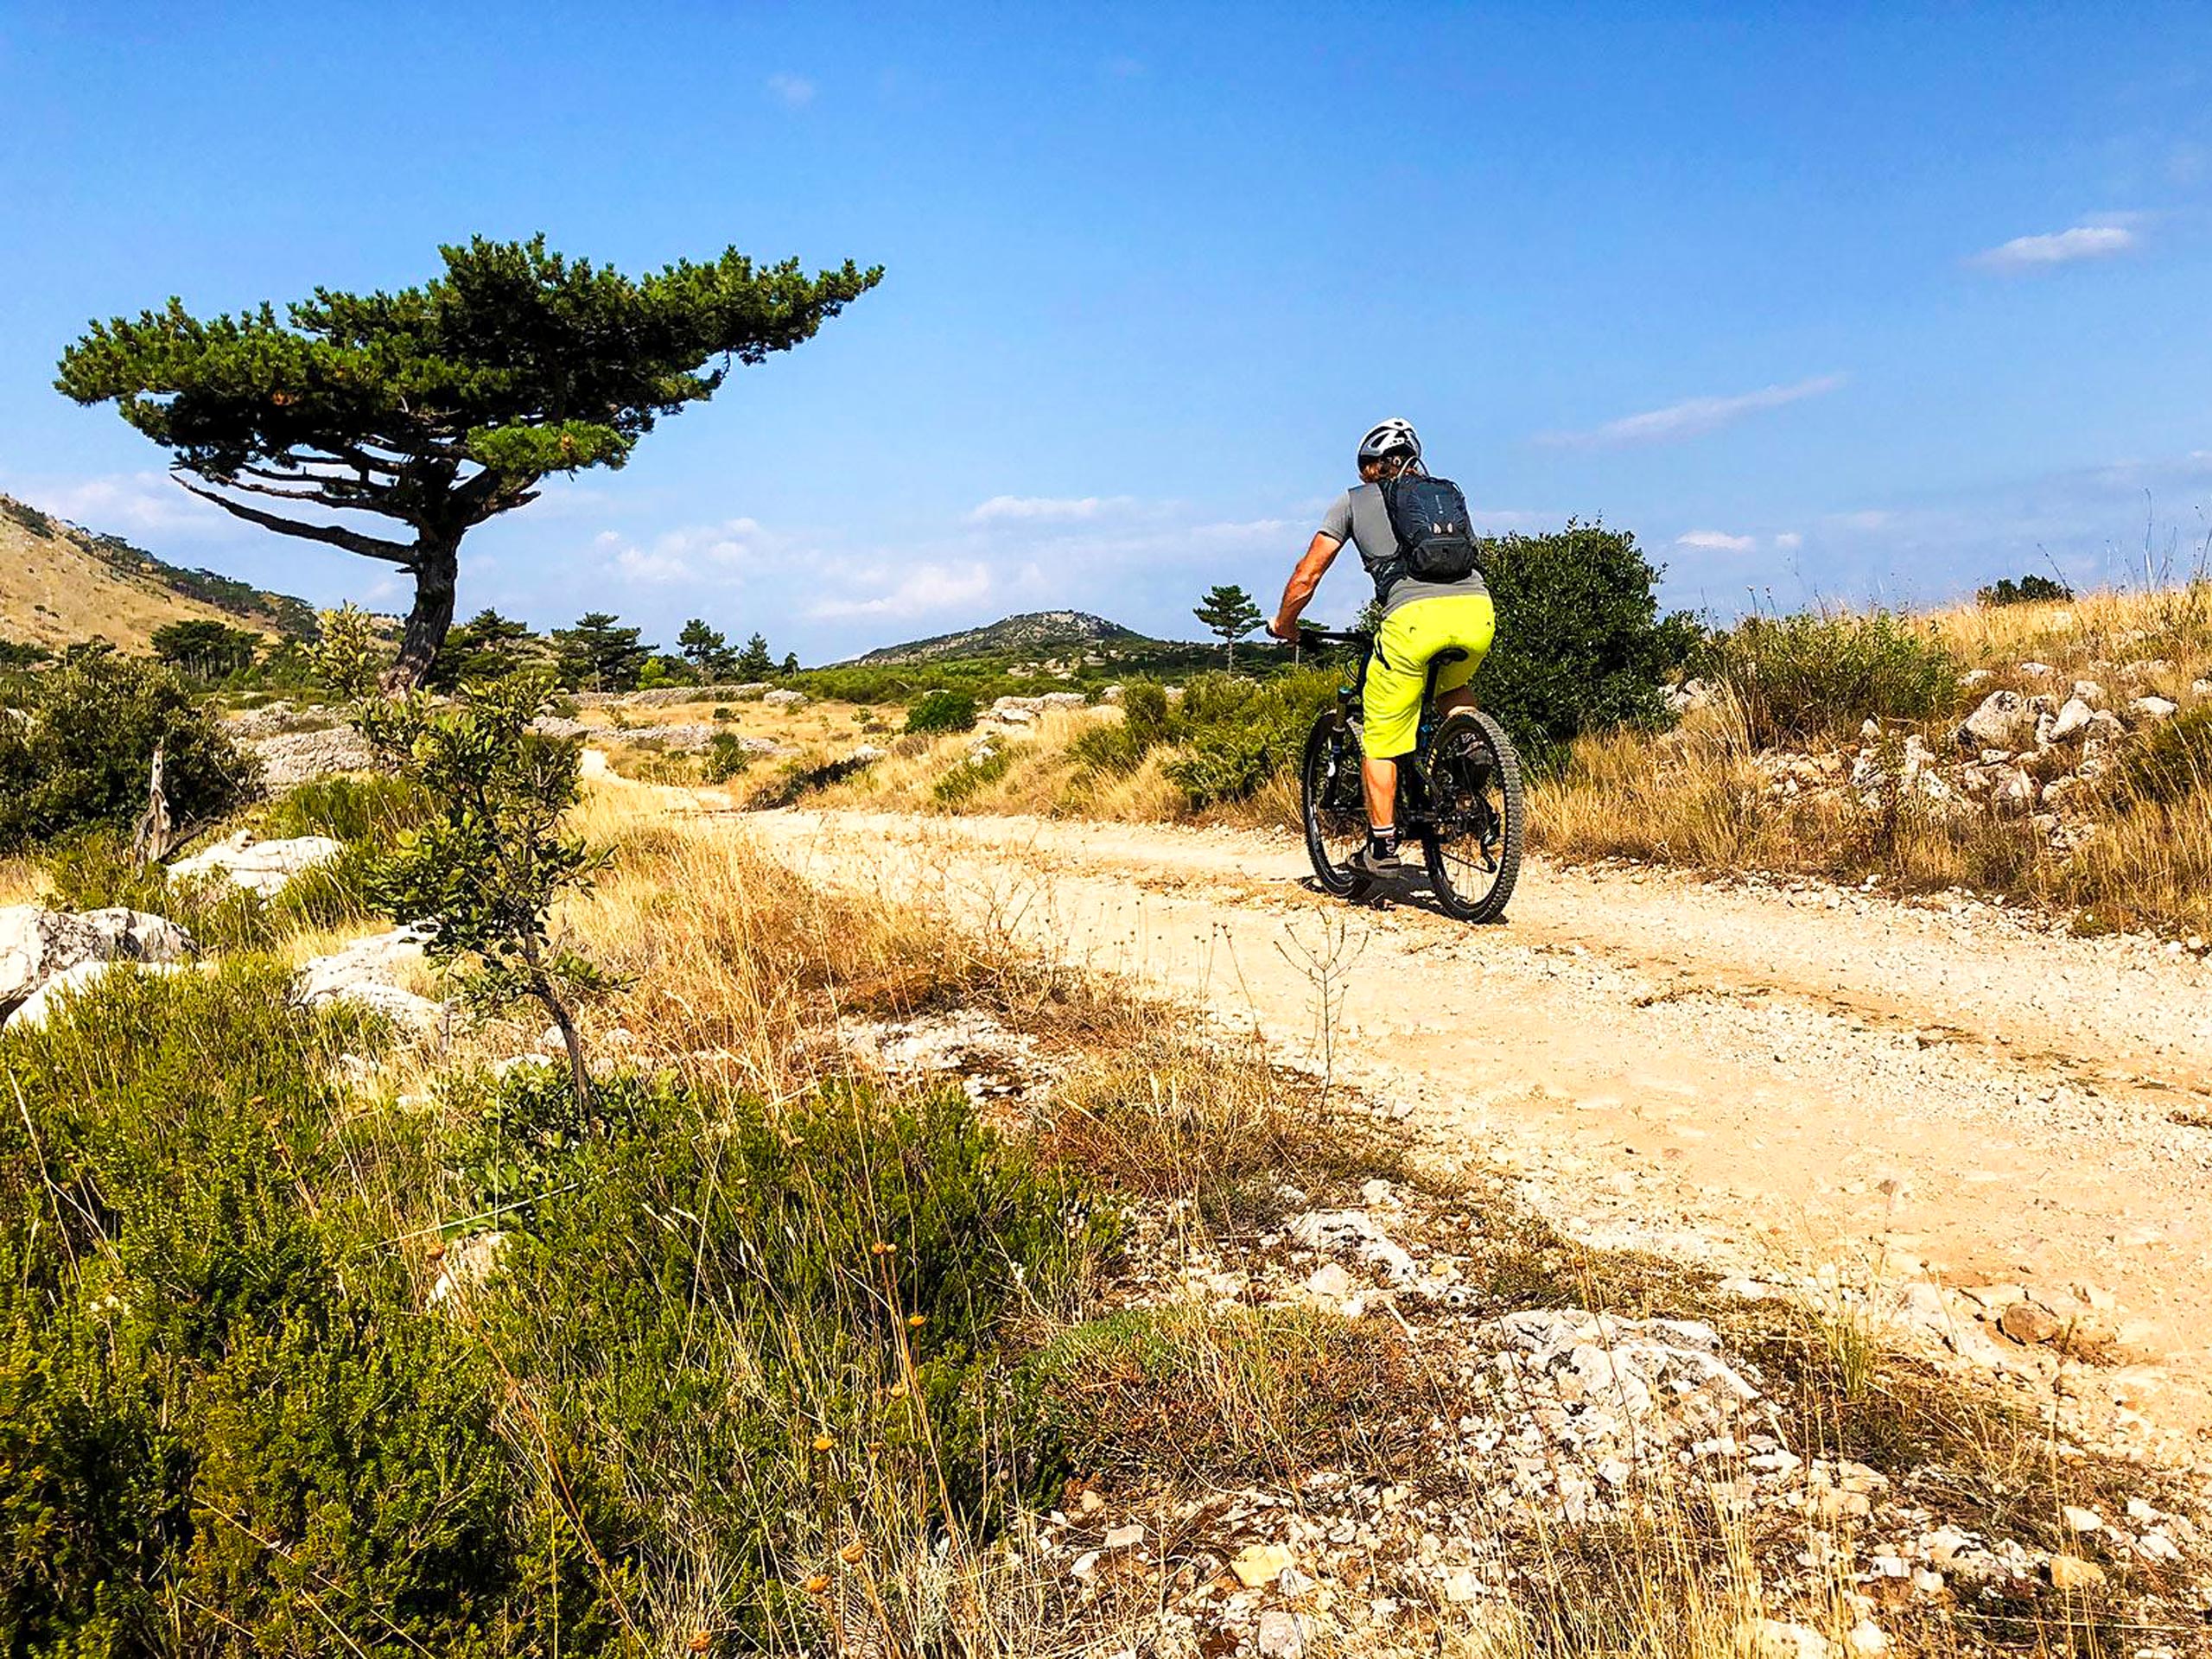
top-left (906, 1313), bottom-right (927, 1328)
top-left (687, 1633), bottom-right (711, 1655)
top-left (840, 1540), bottom-right (867, 1565)
top-left (870, 1240), bottom-right (895, 1255)
top-left (811, 1433), bottom-right (835, 1452)
top-left (802, 1573), bottom-right (831, 1595)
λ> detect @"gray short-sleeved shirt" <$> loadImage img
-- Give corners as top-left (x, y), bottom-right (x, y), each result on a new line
top-left (1319, 482), bottom-right (1488, 617)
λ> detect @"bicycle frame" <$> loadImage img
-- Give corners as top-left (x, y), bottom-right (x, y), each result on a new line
top-left (1314, 632), bottom-right (1469, 834)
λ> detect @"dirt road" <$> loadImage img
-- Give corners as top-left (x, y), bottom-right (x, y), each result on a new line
top-left (743, 805), bottom-right (2212, 1436)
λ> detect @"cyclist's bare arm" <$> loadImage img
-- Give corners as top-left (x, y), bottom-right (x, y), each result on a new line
top-left (1269, 532), bottom-right (1342, 639)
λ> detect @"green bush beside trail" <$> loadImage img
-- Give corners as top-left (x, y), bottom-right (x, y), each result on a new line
top-left (0, 652), bottom-right (257, 851)
top-left (1696, 609), bottom-right (1961, 748)
top-left (0, 969), bottom-right (1113, 1650)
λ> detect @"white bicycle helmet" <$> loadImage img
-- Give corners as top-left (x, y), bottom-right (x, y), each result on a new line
top-left (1357, 417), bottom-right (1421, 468)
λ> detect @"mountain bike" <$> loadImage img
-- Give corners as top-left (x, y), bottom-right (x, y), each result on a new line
top-left (1295, 626), bottom-right (1524, 923)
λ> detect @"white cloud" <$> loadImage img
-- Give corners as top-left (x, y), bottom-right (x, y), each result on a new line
top-left (966, 494), bottom-right (1134, 524)
top-left (612, 545), bottom-right (691, 583)
top-left (11, 470), bottom-right (236, 539)
top-left (1538, 374), bottom-right (1847, 448)
top-left (766, 72), bottom-right (816, 108)
top-left (1773, 531), bottom-right (1803, 551)
top-left (594, 517), bottom-right (769, 584)
top-left (1968, 224), bottom-right (2138, 271)
top-left (810, 562), bottom-right (993, 620)
top-left (1675, 530), bottom-right (1757, 553)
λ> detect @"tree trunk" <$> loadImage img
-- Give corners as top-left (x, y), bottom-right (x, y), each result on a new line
top-left (535, 980), bottom-right (592, 1106)
top-left (382, 536), bottom-right (460, 692)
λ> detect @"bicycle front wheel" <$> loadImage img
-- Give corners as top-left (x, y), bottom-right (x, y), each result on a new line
top-left (1300, 711), bottom-right (1370, 897)
top-left (1421, 709), bottom-right (1524, 923)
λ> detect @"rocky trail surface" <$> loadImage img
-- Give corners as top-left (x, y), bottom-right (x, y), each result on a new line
top-left (737, 805), bottom-right (2212, 1446)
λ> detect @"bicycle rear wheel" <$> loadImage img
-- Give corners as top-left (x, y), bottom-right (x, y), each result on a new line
top-left (1421, 709), bottom-right (1523, 923)
top-left (1300, 712), bottom-right (1370, 897)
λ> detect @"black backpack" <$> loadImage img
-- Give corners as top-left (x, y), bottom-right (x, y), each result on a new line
top-left (1381, 472), bottom-right (1482, 583)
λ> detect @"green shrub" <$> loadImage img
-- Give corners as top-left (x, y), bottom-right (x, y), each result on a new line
top-left (0, 651), bottom-right (257, 851)
top-left (2110, 704), bottom-right (2212, 807)
top-left (931, 747), bottom-right (1013, 806)
top-left (0, 961), bottom-right (1119, 1649)
top-left (702, 729), bottom-right (754, 783)
top-left (444, 1065), bottom-right (1116, 1637)
top-left (1120, 679), bottom-right (1173, 747)
top-left (904, 688), bottom-right (978, 734)
top-left (0, 967), bottom-right (601, 1653)
top-left (359, 677), bottom-right (614, 1102)
top-left (1978, 573), bottom-right (2073, 607)
top-left (1068, 679), bottom-right (1176, 778)
top-left (1697, 610), bottom-right (1961, 748)
top-left (1160, 671), bottom-right (1336, 809)
top-left (1474, 523), bottom-right (1699, 772)
top-left (1068, 721), bottom-right (1145, 775)
top-left (260, 772), bottom-right (429, 842)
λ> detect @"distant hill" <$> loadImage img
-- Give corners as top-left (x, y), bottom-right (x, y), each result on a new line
top-left (0, 492), bottom-right (316, 652)
top-left (848, 609), bottom-right (1149, 665)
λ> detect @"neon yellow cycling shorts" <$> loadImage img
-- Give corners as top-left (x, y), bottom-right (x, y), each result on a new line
top-left (1362, 593), bottom-right (1496, 760)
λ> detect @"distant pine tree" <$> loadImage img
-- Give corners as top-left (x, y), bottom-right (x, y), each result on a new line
top-left (735, 632), bottom-right (775, 678)
top-left (1192, 583), bottom-right (1263, 672)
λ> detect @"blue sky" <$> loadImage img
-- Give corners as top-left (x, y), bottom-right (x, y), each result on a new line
top-left (3, 3), bottom-right (2209, 660)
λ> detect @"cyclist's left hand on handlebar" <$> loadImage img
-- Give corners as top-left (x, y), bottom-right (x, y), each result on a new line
top-left (1266, 616), bottom-right (1300, 642)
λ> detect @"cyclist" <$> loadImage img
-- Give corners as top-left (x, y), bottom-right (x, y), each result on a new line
top-left (1267, 418), bottom-right (1497, 879)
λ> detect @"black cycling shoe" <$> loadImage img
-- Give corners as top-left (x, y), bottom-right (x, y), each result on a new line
top-left (1351, 841), bottom-right (1404, 880)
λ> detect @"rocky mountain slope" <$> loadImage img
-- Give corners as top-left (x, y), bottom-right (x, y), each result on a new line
top-left (846, 608), bottom-right (1146, 664)
top-left (0, 491), bottom-right (315, 651)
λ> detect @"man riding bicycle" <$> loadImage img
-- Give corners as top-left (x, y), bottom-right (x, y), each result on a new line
top-left (1268, 418), bottom-right (1497, 880)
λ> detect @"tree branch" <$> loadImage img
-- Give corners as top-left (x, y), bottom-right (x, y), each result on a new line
top-left (174, 476), bottom-right (419, 567)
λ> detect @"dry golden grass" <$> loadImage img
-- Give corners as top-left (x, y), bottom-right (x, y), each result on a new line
top-left (0, 854), bottom-right (44, 906)
top-left (0, 500), bottom-right (293, 651)
top-left (364, 773), bottom-right (2190, 1657)
top-left (1529, 692), bottom-right (2050, 898)
top-left (1525, 587), bottom-right (2212, 936)
top-left (1925, 583), bottom-right (2212, 694)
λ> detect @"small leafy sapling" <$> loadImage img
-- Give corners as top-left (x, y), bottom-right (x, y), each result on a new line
top-left (310, 602), bottom-right (389, 699)
top-left (357, 674), bottom-right (616, 1101)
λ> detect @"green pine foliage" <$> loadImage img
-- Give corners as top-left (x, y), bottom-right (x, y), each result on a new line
top-left (551, 612), bottom-right (653, 691)
top-left (57, 236), bottom-right (881, 687)
top-left (1192, 583), bottom-right (1264, 671)
top-left (735, 632), bottom-right (775, 680)
top-left (149, 618), bottom-right (261, 680)
top-left (429, 607), bottom-right (542, 690)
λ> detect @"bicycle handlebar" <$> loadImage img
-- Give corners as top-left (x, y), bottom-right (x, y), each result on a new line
top-left (1295, 626), bottom-right (1373, 648)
